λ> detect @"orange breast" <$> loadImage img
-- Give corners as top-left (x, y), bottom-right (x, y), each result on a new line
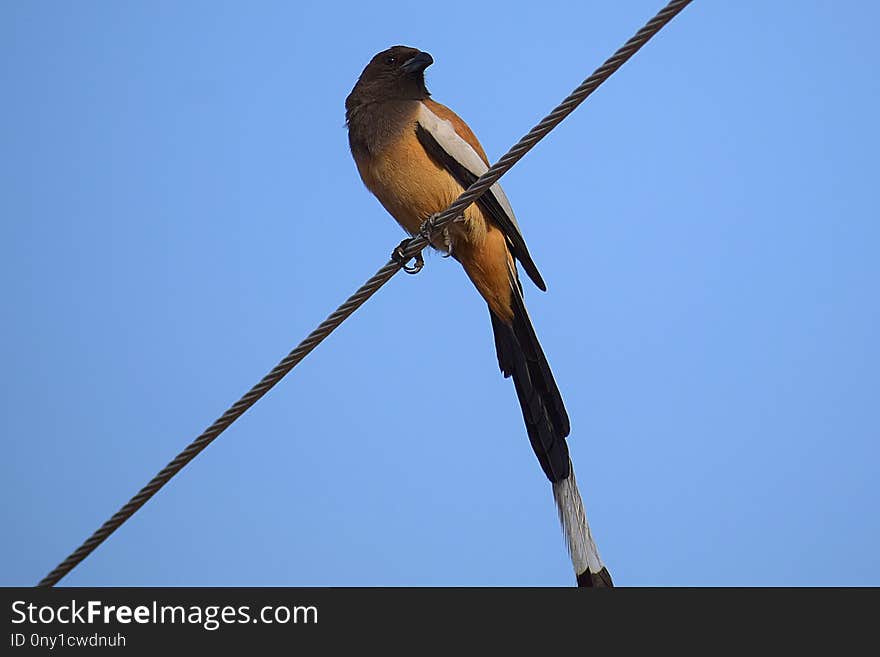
top-left (354, 122), bottom-right (465, 236)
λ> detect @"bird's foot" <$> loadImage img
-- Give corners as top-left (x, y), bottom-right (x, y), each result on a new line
top-left (419, 213), bottom-right (454, 258)
top-left (391, 238), bottom-right (424, 275)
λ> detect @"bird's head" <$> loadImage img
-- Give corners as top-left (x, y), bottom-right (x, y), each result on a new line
top-left (346, 46), bottom-right (433, 116)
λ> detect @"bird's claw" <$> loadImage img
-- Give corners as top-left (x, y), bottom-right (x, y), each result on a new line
top-left (392, 239), bottom-right (425, 275)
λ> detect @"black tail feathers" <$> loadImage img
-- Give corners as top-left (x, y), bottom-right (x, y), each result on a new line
top-left (577, 567), bottom-right (614, 587)
top-left (490, 273), bottom-right (571, 483)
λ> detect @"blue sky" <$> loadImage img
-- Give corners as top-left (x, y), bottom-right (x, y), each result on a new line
top-left (2, 1), bottom-right (878, 586)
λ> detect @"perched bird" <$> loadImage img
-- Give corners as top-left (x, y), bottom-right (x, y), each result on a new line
top-left (345, 45), bottom-right (611, 587)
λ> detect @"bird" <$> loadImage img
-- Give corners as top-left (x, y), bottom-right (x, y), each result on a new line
top-left (345, 45), bottom-right (612, 587)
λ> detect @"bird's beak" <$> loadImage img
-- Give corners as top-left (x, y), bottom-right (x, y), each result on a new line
top-left (402, 52), bottom-right (434, 74)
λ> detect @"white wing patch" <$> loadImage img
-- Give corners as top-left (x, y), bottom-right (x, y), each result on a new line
top-left (416, 102), bottom-right (525, 238)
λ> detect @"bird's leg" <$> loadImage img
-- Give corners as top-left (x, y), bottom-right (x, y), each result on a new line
top-left (391, 238), bottom-right (424, 275)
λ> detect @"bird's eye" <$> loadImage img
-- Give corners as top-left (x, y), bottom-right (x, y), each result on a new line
top-left (384, 55), bottom-right (397, 65)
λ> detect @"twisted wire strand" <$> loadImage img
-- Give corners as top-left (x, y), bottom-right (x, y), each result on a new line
top-left (38, 0), bottom-right (692, 587)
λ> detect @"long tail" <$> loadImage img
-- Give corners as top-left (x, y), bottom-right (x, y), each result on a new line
top-left (490, 267), bottom-right (612, 587)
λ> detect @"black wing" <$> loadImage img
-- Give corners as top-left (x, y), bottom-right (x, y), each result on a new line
top-left (415, 123), bottom-right (547, 291)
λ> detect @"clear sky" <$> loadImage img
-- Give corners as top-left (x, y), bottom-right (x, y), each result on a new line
top-left (2, 1), bottom-right (878, 587)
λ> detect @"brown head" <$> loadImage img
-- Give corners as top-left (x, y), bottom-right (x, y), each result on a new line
top-left (345, 46), bottom-right (433, 123)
